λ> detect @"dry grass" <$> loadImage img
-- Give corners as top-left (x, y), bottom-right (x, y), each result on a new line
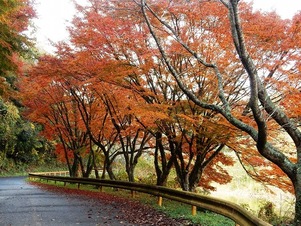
top-left (209, 158), bottom-right (295, 224)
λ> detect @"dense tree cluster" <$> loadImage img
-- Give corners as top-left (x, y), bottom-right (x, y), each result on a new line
top-left (10, 0), bottom-right (301, 224)
top-left (0, 0), bottom-right (53, 173)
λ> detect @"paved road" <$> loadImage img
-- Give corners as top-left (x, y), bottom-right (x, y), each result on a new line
top-left (0, 177), bottom-right (132, 226)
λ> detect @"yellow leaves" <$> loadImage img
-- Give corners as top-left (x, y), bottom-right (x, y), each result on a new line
top-left (5, 101), bottom-right (20, 121)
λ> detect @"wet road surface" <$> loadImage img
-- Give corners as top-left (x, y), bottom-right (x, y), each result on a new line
top-left (0, 177), bottom-right (132, 226)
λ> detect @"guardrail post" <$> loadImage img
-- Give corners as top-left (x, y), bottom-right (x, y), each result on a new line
top-left (77, 183), bottom-right (80, 189)
top-left (157, 196), bottom-right (163, 206)
top-left (99, 186), bottom-right (103, 192)
top-left (192, 205), bottom-right (197, 216)
top-left (131, 190), bottom-right (136, 198)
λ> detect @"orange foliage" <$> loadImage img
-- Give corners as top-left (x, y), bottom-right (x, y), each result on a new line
top-left (20, 0), bottom-right (301, 194)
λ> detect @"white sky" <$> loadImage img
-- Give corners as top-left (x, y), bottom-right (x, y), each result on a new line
top-left (33, 0), bottom-right (301, 53)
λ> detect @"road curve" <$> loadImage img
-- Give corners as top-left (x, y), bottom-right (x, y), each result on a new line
top-left (0, 177), bottom-right (134, 226)
top-left (0, 177), bottom-right (190, 226)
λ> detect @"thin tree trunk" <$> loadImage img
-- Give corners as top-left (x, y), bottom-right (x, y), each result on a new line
top-left (154, 132), bottom-right (173, 186)
top-left (294, 167), bottom-right (301, 225)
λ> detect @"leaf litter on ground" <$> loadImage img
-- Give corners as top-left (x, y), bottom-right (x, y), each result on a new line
top-left (29, 181), bottom-right (200, 226)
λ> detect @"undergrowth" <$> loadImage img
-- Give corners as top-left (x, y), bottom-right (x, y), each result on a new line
top-left (0, 161), bottom-right (66, 177)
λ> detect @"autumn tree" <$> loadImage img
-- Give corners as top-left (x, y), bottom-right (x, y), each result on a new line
top-left (20, 56), bottom-right (96, 177)
top-left (131, 60), bottom-right (237, 191)
top-left (138, 0), bottom-right (301, 224)
top-left (66, 0), bottom-right (240, 191)
top-left (168, 101), bottom-right (236, 191)
top-left (67, 71), bottom-right (153, 182)
top-left (69, 82), bottom-right (123, 180)
top-left (101, 86), bottom-right (153, 182)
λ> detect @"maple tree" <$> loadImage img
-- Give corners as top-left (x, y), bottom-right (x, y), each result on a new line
top-left (65, 69), bottom-right (154, 182)
top-left (166, 102), bottom-right (235, 191)
top-left (100, 88), bottom-right (153, 182)
top-left (24, 0), bottom-right (246, 191)
top-left (130, 61), bottom-right (237, 191)
top-left (21, 48), bottom-right (151, 181)
top-left (70, 82), bottom-right (126, 180)
top-left (67, 1), bottom-right (239, 189)
top-left (137, 0), bottom-right (301, 224)
top-left (20, 0), bottom-right (301, 223)
top-left (20, 56), bottom-right (97, 177)
top-left (66, 0), bottom-right (239, 190)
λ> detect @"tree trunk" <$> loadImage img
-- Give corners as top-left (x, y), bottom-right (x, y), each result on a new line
top-left (106, 162), bottom-right (116, 180)
top-left (90, 144), bottom-right (99, 178)
top-left (94, 167), bottom-right (99, 178)
top-left (82, 152), bottom-right (93, 178)
top-left (168, 139), bottom-right (191, 191)
top-left (70, 156), bottom-right (79, 177)
top-left (78, 155), bottom-right (86, 177)
top-left (92, 152), bottom-right (99, 179)
top-left (60, 137), bottom-right (72, 176)
top-left (183, 171), bottom-right (190, 191)
top-left (102, 151), bottom-right (116, 180)
top-left (155, 159), bottom-right (173, 186)
top-left (154, 132), bottom-right (173, 186)
top-left (101, 160), bottom-right (106, 179)
top-left (127, 165), bottom-right (135, 182)
top-left (189, 168), bottom-right (203, 192)
top-left (294, 165), bottom-right (301, 225)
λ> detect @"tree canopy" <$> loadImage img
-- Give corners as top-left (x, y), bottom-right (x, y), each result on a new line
top-left (19, 0), bottom-right (301, 224)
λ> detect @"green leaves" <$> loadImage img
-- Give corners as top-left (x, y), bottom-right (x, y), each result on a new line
top-left (0, 0), bottom-right (34, 77)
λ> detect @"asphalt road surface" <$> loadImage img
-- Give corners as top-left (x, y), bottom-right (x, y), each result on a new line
top-left (0, 177), bottom-right (134, 226)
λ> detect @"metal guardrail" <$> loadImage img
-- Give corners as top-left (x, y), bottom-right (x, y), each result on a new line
top-left (28, 173), bottom-right (271, 226)
top-left (31, 171), bottom-right (69, 176)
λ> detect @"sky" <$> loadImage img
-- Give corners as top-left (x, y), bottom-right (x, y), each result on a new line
top-left (32, 0), bottom-right (301, 53)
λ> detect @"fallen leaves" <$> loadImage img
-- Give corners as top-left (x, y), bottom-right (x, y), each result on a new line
top-left (30, 182), bottom-right (198, 225)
